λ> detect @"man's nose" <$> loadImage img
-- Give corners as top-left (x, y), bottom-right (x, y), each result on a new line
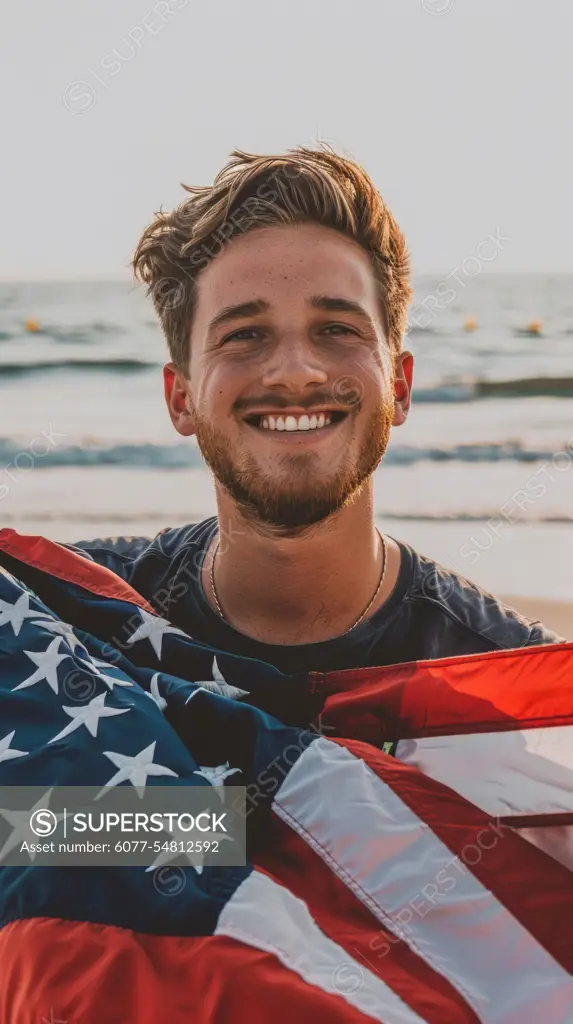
top-left (261, 337), bottom-right (329, 393)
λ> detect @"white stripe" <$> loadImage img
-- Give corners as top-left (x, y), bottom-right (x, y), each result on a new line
top-left (274, 737), bottom-right (573, 1023)
top-left (216, 870), bottom-right (427, 1024)
top-left (396, 725), bottom-right (573, 817)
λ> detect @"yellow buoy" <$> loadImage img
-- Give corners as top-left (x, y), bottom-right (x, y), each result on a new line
top-left (463, 316), bottom-right (478, 332)
top-left (526, 320), bottom-right (542, 335)
top-left (25, 317), bottom-right (39, 333)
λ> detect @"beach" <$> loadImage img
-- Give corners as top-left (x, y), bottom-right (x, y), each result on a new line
top-left (2, 474), bottom-right (571, 638)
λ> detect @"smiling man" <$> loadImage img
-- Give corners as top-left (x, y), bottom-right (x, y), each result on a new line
top-left (75, 147), bottom-right (562, 672)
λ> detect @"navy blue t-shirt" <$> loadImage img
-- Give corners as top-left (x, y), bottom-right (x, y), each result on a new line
top-left (70, 517), bottom-right (563, 674)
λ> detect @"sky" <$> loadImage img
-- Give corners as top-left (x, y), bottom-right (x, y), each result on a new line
top-left (1, 0), bottom-right (572, 279)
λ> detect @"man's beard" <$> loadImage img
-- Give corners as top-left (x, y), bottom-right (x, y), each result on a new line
top-left (193, 403), bottom-right (393, 534)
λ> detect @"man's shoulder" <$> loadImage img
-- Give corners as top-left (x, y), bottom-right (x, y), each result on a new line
top-left (402, 542), bottom-right (564, 649)
top-left (69, 518), bottom-right (217, 581)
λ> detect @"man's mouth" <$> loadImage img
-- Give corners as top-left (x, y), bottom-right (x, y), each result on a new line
top-left (244, 410), bottom-right (348, 432)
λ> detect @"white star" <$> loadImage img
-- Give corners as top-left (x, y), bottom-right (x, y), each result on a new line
top-left (0, 592), bottom-right (52, 636)
top-left (0, 730), bottom-right (28, 763)
top-left (95, 741), bottom-right (178, 799)
top-left (193, 762), bottom-right (242, 787)
top-left (145, 672), bottom-right (167, 712)
top-left (88, 657), bottom-right (133, 691)
top-left (0, 789), bottom-right (58, 864)
top-left (13, 636), bottom-right (69, 694)
top-left (144, 821), bottom-right (205, 875)
top-left (144, 823), bottom-right (234, 876)
top-left (126, 609), bottom-right (187, 660)
top-left (146, 849), bottom-right (204, 875)
top-left (48, 693), bottom-right (130, 744)
top-left (32, 618), bottom-right (88, 657)
top-left (185, 657), bottom-right (250, 703)
top-left (193, 761), bottom-right (242, 802)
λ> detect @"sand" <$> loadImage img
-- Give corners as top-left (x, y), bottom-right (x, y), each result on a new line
top-left (501, 595), bottom-right (573, 641)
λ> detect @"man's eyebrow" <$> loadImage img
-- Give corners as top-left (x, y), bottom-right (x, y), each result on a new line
top-left (207, 300), bottom-right (270, 332)
top-left (206, 295), bottom-right (378, 332)
top-left (309, 295), bottom-right (376, 326)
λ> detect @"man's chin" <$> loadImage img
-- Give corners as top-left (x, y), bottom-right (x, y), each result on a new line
top-left (195, 412), bottom-right (390, 531)
top-left (219, 477), bottom-right (362, 533)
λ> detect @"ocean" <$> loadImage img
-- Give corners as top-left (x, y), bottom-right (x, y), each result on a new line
top-left (1, 275), bottom-right (572, 602)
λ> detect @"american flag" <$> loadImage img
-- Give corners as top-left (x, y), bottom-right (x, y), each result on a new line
top-left (0, 528), bottom-right (572, 1023)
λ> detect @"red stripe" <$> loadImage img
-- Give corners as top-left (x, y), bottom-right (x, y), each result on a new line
top-left (314, 638), bottom-right (573, 687)
top-left (314, 643), bottom-right (573, 742)
top-left (255, 817), bottom-right (479, 1024)
top-left (0, 917), bottom-right (376, 1024)
top-left (335, 738), bottom-right (573, 973)
top-left (0, 528), bottom-right (156, 615)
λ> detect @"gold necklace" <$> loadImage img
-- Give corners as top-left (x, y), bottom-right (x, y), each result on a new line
top-left (208, 529), bottom-right (387, 636)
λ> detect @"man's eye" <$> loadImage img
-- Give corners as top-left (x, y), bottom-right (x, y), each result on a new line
top-left (321, 323), bottom-right (356, 336)
top-left (223, 328), bottom-right (260, 343)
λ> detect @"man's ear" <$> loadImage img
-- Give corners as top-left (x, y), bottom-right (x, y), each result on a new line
top-left (392, 350), bottom-right (414, 427)
top-left (163, 363), bottom-right (196, 437)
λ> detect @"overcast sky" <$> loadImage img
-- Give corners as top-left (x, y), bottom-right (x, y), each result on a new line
top-left (1, 0), bottom-right (572, 279)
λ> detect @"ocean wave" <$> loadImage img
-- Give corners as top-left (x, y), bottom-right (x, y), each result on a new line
top-left (476, 377), bottom-right (573, 397)
top-left (0, 442), bottom-right (201, 469)
top-left (379, 511), bottom-right (573, 523)
top-left (0, 358), bottom-right (156, 378)
top-left (414, 377), bottom-right (573, 401)
top-left (45, 322), bottom-right (127, 343)
top-left (0, 439), bottom-right (569, 470)
top-left (404, 325), bottom-right (443, 337)
top-left (0, 354), bottom-right (571, 401)
top-left (1, 509), bottom-right (571, 525)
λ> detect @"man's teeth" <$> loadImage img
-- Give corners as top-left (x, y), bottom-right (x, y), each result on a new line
top-left (259, 413), bottom-right (332, 431)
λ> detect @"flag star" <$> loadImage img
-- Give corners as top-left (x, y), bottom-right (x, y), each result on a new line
top-left (0, 592), bottom-right (52, 636)
top-left (0, 730), bottom-right (28, 763)
top-left (144, 825), bottom-right (233, 876)
top-left (193, 761), bottom-right (242, 798)
top-left (48, 693), bottom-right (130, 744)
top-left (0, 789), bottom-right (58, 864)
top-left (32, 618), bottom-right (88, 657)
top-left (126, 608), bottom-right (187, 660)
top-left (145, 672), bottom-right (167, 712)
top-left (95, 741), bottom-right (178, 799)
top-left (88, 657), bottom-right (133, 691)
top-left (146, 847), bottom-right (204, 875)
top-left (185, 656), bottom-right (250, 704)
top-left (144, 820), bottom-right (205, 875)
top-left (13, 636), bottom-right (69, 694)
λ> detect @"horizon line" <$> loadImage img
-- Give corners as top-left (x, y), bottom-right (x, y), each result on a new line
top-left (1, 269), bottom-right (573, 285)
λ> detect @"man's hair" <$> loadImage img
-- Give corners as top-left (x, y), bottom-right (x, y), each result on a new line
top-left (133, 146), bottom-right (412, 373)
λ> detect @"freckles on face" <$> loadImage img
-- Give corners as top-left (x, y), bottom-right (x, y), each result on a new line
top-left (187, 222), bottom-right (390, 414)
top-left (184, 226), bottom-right (397, 529)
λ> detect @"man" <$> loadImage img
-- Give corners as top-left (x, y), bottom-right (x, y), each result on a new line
top-left (75, 146), bottom-right (562, 673)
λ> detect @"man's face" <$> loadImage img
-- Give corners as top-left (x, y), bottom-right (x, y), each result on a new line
top-left (165, 223), bottom-right (413, 533)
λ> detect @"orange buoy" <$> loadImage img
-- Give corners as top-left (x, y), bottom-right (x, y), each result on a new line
top-left (517, 320), bottom-right (543, 336)
top-left (463, 316), bottom-right (478, 332)
top-left (25, 318), bottom-right (39, 333)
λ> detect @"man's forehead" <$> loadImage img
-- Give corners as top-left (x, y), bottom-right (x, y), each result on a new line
top-left (194, 227), bottom-right (379, 316)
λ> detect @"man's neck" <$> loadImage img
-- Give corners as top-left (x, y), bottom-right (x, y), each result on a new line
top-left (202, 489), bottom-right (401, 645)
